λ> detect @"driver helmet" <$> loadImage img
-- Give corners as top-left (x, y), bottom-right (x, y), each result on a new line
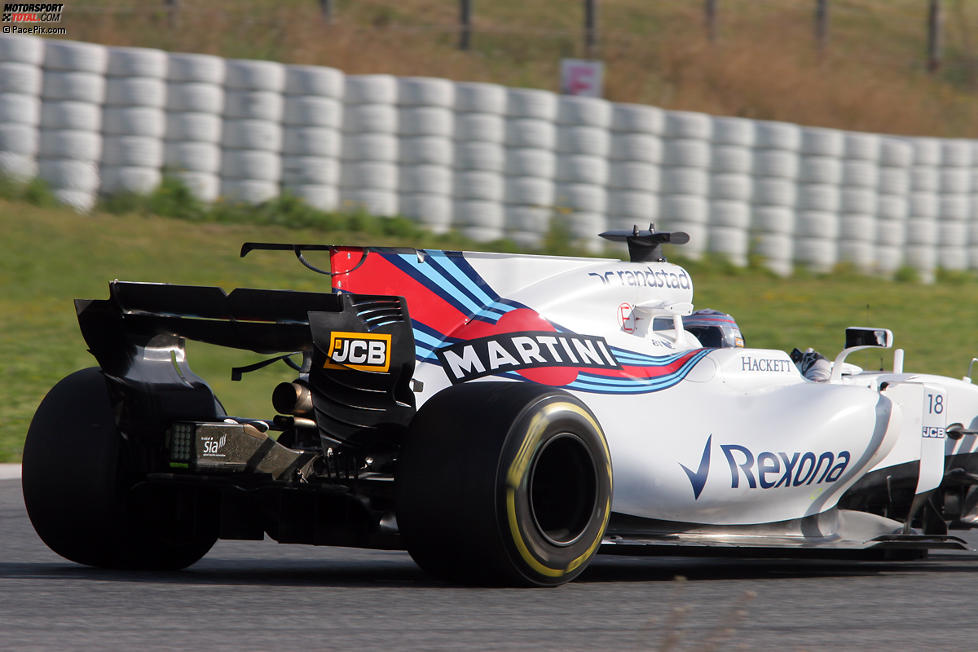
top-left (682, 309), bottom-right (744, 348)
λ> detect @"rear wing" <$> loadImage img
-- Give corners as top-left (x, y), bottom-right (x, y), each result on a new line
top-left (76, 280), bottom-right (417, 449)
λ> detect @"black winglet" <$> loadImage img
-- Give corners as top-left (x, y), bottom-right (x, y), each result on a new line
top-left (599, 224), bottom-right (689, 262)
top-left (240, 242), bottom-right (332, 258)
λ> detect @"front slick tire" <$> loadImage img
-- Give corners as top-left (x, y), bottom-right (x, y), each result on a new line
top-left (22, 367), bottom-right (216, 570)
top-left (397, 382), bottom-right (612, 587)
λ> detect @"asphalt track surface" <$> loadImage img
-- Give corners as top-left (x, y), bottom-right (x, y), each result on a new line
top-left (3, 475), bottom-right (978, 652)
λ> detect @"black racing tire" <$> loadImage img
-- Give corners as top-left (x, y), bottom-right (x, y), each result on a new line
top-left (396, 382), bottom-right (612, 587)
top-left (22, 367), bottom-right (217, 570)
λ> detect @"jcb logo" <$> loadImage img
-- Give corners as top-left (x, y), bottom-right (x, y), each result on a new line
top-left (325, 332), bottom-right (391, 373)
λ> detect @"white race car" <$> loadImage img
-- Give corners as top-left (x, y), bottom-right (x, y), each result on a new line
top-left (22, 228), bottom-right (978, 585)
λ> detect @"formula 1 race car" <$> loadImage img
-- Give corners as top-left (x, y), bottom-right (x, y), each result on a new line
top-left (22, 228), bottom-right (978, 586)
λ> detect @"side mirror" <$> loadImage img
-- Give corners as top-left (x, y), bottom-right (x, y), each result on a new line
top-left (845, 327), bottom-right (893, 349)
top-left (830, 327), bottom-right (894, 383)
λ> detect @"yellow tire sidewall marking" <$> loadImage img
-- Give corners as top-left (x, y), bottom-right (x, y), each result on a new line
top-left (504, 401), bottom-right (612, 579)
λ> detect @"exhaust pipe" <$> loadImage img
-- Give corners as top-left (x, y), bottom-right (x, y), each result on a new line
top-left (273, 381), bottom-right (313, 416)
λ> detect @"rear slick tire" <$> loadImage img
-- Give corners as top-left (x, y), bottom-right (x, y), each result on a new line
top-left (22, 368), bottom-right (216, 570)
top-left (396, 382), bottom-right (612, 587)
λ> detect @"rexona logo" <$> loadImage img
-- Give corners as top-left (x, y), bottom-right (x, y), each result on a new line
top-left (436, 331), bottom-right (620, 383)
top-left (680, 435), bottom-right (851, 500)
top-left (324, 331), bottom-right (391, 373)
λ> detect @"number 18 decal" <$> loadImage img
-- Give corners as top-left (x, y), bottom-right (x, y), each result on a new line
top-left (922, 388), bottom-right (946, 439)
top-left (917, 384), bottom-right (947, 494)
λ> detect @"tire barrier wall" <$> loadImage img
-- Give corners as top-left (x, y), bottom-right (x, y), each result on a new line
top-left (283, 65), bottom-right (344, 211)
top-left (37, 39), bottom-right (104, 212)
top-left (7, 36), bottom-right (978, 277)
top-left (340, 74), bottom-right (397, 217)
top-left (0, 37), bottom-right (42, 188)
top-left (165, 52), bottom-right (224, 202)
